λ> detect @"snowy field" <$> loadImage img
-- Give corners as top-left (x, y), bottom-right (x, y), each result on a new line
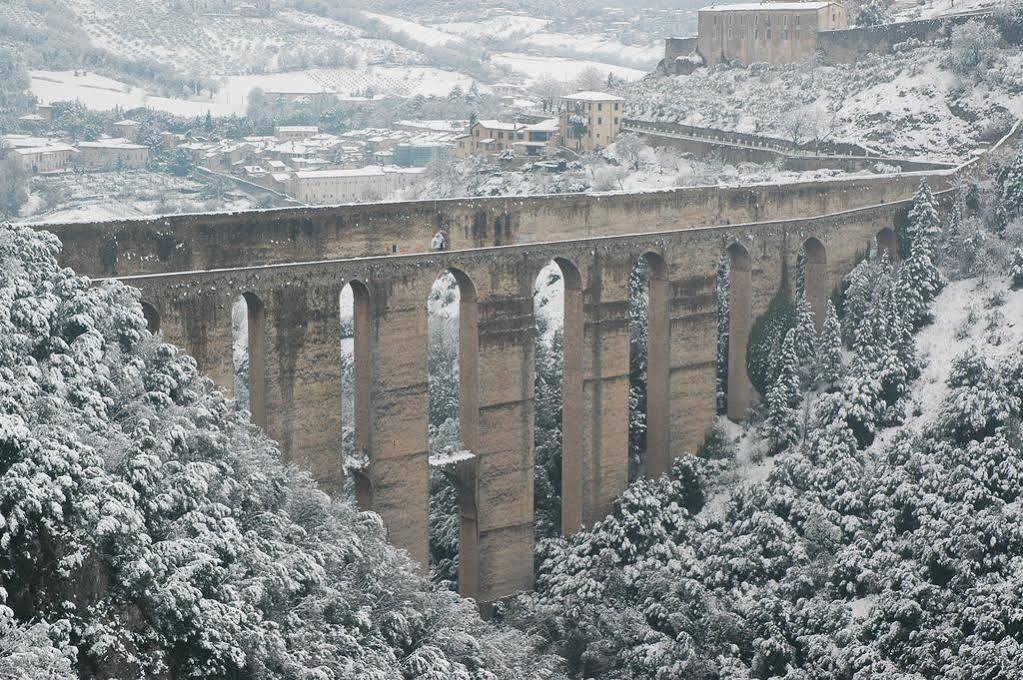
top-left (31, 67), bottom-right (478, 116)
top-left (431, 15), bottom-right (550, 39)
top-left (492, 53), bottom-right (647, 85)
top-left (522, 32), bottom-right (663, 69)
top-left (362, 12), bottom-right (465, 47)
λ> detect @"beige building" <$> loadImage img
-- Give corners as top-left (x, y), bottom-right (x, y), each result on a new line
top-left (275, 126), bottom-right (320, 142)
top-left (286, 165), bottom-right (423, 204)
top-left (113, 119), bottom-right (140, 141)
top-left (77, 138), bottom-right (150, 170)
top-left (464, 120), bottom-right (525, 158)
top-left (697, 1), bottom-right (848, 65)
top-left (554, 92), bottom-right (626, 152)
top-left (11, 143), bottom-right (76, 174)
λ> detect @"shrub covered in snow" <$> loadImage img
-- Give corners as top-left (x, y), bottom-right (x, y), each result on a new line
top-left (0, 223), bottom-right (560, 679)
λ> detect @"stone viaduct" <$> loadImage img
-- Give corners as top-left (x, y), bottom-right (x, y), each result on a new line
top-left (38, 147), bottom-right (1000, 605)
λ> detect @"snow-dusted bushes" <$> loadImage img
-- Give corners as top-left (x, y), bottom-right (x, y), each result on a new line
top-left (0, 223), bottom-right (560, 679)
top-left (512, 162), bottom-right (1023, 678)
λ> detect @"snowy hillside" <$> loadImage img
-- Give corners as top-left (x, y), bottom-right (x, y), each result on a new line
top-left (625, 39), bottom-right (1023, 161)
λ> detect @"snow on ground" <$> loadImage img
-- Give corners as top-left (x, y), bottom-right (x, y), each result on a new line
top-left (871, 274), bottom-right (1023, 450)
top-left (16, 171), bottom-right (262, 225)
top-left (362, 12), bottom-right (465, 47)
top-left (624, 45), bottom-right (1023, 161)
top-left (31, 66), bottom-right (477, 115)
top-left (522, 32), bottom-right (663, 69)
top-left (700, 416), bottom-right (771, 520)
top-left (431, 15), bottom-right (550, 40)
top-left (30, 70), bottom-right (230, 117)
top-left (492, 53), bottom-right (647, 85)
top-left (891, 0), bottom-right (1008, 21)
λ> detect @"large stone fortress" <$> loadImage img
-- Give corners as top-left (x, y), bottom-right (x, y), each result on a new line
top-left (697, 1), bottom-right (849, 65)
top-left (36, 123), bottom-right (1017, 606)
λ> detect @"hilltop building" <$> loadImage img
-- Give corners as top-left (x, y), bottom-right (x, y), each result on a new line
top-left (692, 1), bottom-right (848, 65)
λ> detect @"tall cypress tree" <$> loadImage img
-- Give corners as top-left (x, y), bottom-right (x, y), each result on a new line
top-left (902, 179), bottom-right (944, 308)
top-left (764, 329), bottom-right (802, 455)
top-left (817, 301), bottom-right (844, 389)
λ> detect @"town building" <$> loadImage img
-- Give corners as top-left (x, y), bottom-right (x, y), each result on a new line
top-left (1, 135), bottom-right (76, 174)
top-left (274, 125), bottom-right (320, 142)
top-left (76, 138), bottom-right (150, 170)
top-left (113, 119), bottom-right (140, 142)
top-left (514, 118), bottom-right (560, 157)
top-left (465, 120), bottom-right (526, 157)
top-left (696, 2), bottom-right (848, 65)
top-left (392, 142), bottom-right (451, 167)
top-left (285, 166), bottom-right (424, 204)
top-left (552, 92), bottom-right (626, 152)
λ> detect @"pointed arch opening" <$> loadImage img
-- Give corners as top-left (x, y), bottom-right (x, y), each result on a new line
top-left (725, 243), bottom-right (752, 421)
top-left (231, 292), bottom-right (266, 428)
top-left (628, 252), bottom-right (670, 482)
top-left (140, 301), bottom-right (160, 334)
top-left (426, 268), bottom-right (480, 598)
top-left (532, 257), bottom-right (583, 537)
top-left (339, 280), bottom-right (373, 510)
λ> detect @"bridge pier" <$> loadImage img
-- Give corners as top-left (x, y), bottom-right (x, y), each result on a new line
top-left (470, 261), bottom-right (537, 600)
top-left (263, 281), bottom-right (345, 494)
top-left (578, 253), bottom-right (631, 528)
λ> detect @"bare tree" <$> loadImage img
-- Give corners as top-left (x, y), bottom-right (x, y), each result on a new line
top-left (574, 66), bottom-right (607, 92)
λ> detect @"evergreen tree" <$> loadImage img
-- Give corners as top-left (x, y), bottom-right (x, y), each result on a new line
top-left (816, 300), bottom-right (843, 388)
top-left (901, 179), bottom-right (944, 306)
top-left (793, 290), bottom-right (817, 377)
top-left (841, 256), bottom-right (882, 346)
top-left (1001, 150), bottom-right (1023, 215)
top-left (763, 329), bottom-right (802, 454)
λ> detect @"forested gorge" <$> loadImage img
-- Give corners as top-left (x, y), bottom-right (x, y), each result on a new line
top-left (5, 141), bottom-right (1023, 678)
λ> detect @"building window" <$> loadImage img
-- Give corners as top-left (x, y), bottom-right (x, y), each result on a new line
top-left (795, 15), bottom-right (800, 25)
top-left (754, 15), bottom-right (759, 25)
top-left (598, 117), bottom-right (602, 124)
top-left (754, 29), bottom-right (759, 39)
top-left (598, 103), bottom-right (603, 111)
top-left (796, 30), bottom-right (800, 39)
top-left (767, 28), bottom-right (772, 38)
top-left (783, 15), bottom-right (788, 26)
top-left (614, 117), bottom-right (619, 124)
top-left (739, 15), bottom-right (745, 24)
top-left (782, 29), bottom-right (788, 39)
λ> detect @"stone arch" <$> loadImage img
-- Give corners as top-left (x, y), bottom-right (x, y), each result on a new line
top-left (239, 292), bottom-right (267, 429)
top-left (801, 237), bottom-right (828, 330)
top-left (140, 301), bottom-right (160, 333)
top-left (726, 242), bottom-right (752, 421)
top-left (531, 257), bottom-right (584, 536)
top-left (426, 267), bottom-right (480, 599)
top-left (628, 251), bottom-right (670, 481)
top-left (339, 279), bottom-right (373, 510)
top-left (876, 227), bottom-right (897, 262)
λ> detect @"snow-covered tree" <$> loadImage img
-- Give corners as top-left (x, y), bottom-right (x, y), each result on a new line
top-left (763, 329), bottom-right (802, 454)
top-left (1001, 150), bottom-right (1023, 216)
top-left (901, 180), bottom-right (944, 307)
top-left (0, 222), bottom-right (560, 679)
top-left (793, 290), bottom-right (817, 381)
top-left (816, 300), bottom-right (844, 388)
